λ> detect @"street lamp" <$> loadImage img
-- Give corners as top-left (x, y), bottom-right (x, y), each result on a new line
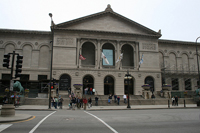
top-left (196, 37), bottom-right (200, 87)
top-left (124, 70), bottom-right (132, 108)
top-left (48, 13), bottom-right (54, 109)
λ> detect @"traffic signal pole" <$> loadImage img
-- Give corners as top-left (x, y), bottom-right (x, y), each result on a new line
top-left (3, 51), bottom-right (23, 104)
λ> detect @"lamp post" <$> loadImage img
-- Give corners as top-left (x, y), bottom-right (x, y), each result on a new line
top-left (124, 70), bottom-right (132, 108)
top-left (48, 13), bottom-right (54, 109)
top-left (196, 37), bottom-right (200, 87)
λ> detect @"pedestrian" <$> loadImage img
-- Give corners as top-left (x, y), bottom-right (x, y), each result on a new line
top-left (117, 96), bottom-right (120, 105)
top-left (114, 94), bottom-right (117, 103)
top-left (3, 95), bottom-right (7, 105)
top-left (95, 96), bottom-right (99, 106)
top-left (59, 97), bottom-right (64, 109)
top-left (88, 97), bottom-right (92, 108)
top-left (175, 96), bottom-right (178, 106)
top-left (51, 97), bottom-right (54, 107)
top-left (84, 87), bottom-right (88, 95)
top-left (56, 87), bottom-right (59, 96)
top-left (90, 88), bottom-right (93, 95)
top-left (77, 97), bottom-right (81, 109)
top-left (54, 97), bottom-right (58, 109)
top-left (109, 94), bottom-right (112, 104)
top-left (93, 88), bottom-right (95, 95)
top-left (68, 87), bottom-right (71, 94)
top-left (80, 97), bottom-right (83, 108)
top-left (83, 97), bottom-right (88, 110)
top-left (123, 94), bottom-right (127, 103)
top-left (71, 97), bottom-right (76, 110)
top-left (172, 96), bottom-right (175, 106)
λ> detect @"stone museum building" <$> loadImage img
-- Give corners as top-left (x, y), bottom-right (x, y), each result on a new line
top-left (0, 5), bottom-right (199, 98)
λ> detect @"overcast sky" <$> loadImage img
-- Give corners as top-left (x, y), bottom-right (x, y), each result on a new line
top-left (0, 0), bottom-right (200, 42)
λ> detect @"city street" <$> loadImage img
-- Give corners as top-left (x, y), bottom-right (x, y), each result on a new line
top-left (0, 109), bottom-right (200, 133)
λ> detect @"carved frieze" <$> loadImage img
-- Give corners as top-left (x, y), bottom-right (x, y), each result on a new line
top-left (56, 38), bottom-right (75, 46)
top-left (142, 43), bottom-right (156, 50)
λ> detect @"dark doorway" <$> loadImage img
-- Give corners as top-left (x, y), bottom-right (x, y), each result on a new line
top-left (83, 75), bottom-right (94, 94)
top-left (124, 78), bottom-right (134, 95)
top-left (104, 76), bottom-right (114, 95)
top-left (59, 74), bottom-right (71, 90)
top-left (145, 76), bottom-right (154, 93)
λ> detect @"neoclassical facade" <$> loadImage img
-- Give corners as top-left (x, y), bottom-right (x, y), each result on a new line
top-left (0, 5), bottom-right (199, 97)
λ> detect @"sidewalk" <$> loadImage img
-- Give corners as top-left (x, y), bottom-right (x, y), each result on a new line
top-left (0, 104), bottom-right (199, 123)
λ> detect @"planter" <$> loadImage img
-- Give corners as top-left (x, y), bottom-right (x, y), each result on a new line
top-left (142, 87), bottom-right (150, 90)
top-left (162, 86), bottom-right (170, 90)
top-left (73, 84), bottom-right (83, 89)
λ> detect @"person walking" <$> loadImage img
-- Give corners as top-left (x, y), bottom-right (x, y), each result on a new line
top-left (123, 94), bottom-right (127, 103)
top-left (59, 97), bottom-right (64, 109)
top-left (83, 97), bottom-right (88, 110)
top-left (84, 87), bottom-right (88, 95)
top-left (114, 94), bottom-right (117, 103)
top-left (172, 96), bottom-right (175, 106)
top-left (71, 97), bottom-right (76, 110)
top-left (117, 96), bottom-right (120, 105)
top-left (93, 88), bottom-right (95, 95)
top-left (90, 88), bottom-right (93, 95)
top-left (175, 96), bottom-right (178, 106)
top-left (54, 97), bottom-right (58, 109)
top-left (95, 96), bottom-right (99, 106)
top-left (88, 97), bottom-right (92, 108)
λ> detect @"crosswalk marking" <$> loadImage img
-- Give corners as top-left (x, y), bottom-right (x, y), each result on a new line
top-left (0, 124), bottom-right (12, 132)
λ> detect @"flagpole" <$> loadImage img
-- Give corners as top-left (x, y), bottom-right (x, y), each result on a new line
top-left (99, 49), bottom-right (102, 69)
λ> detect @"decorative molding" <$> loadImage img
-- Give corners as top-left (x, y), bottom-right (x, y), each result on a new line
top-left (138, 74), bottom-right (141, 78)
top-left (98, 72), bottom-right (101, 77)
top-left (56, 38), bottom-right (75, 46)
top-left (17, 41), bottom-right (21, 45)
top-left (0, 40), bottom-right (3, 44)
top-left (35, 42), bottom-right (38, 45)
top-left (75, 72), bottom-right (79, 76)
top-left (118, 73), bottom-right (121, 77)
top-left (53, 71), bottom-right (56, 75)
top-left (157, 74), bottom-right (160, 78)
top-left (142, 43), bottom-right (156, 50)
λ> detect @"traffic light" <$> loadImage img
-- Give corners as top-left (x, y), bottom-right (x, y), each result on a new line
top-left (3, 54), bottom-right (10, 68)
top-left (51, 78), bottom-right (56, 89)
top-left (15, 55), bottom-right (23, 78)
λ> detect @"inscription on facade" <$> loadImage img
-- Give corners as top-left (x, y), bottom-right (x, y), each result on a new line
top-left (142, 43), bottom-right (156, 50)
top-left (57, 38), bottom-right (74, 46)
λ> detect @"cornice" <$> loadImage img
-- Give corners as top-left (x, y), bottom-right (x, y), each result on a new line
top-left (55, 28), bottom-right (161, 38)
top-left (158, 39), bottom-right (199, 45)
top-left (0, 29), bottom-right (51, 35)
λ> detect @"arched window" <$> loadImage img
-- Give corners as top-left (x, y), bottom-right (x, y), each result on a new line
top-left (81, 42), bottom-right (95, 66)
top-left (102, 43), bottom-right (115, 66)
top-left (121, 44), bottom-right (134, 67)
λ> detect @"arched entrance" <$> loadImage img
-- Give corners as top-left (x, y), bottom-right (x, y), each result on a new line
top-left (59, 74), bottom-right (71, 90)
top-left (83, 75), bottom-right (94, 94)
top-left (104, 76), bottom-right (114, 95)
top-left (124, 77), bottom-right (134, 95)
top-left (145, 76), bottom-right (154, 93)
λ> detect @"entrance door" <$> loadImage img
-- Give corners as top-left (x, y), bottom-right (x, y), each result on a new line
top-left (124, 78), bottom-right (133, 95)
top-left (104, 76), bottom-right (114, 95)
top-left (83, 75), bottom-right (94, 94)
top-left (145, 76), bottom-right (154, 93)
top-left (59, 74), bottom-right (71, 90)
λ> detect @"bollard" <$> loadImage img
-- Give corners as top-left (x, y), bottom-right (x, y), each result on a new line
top-left (168, 99), bottom-right (170, 108)
top-left (184, 99), bottom-right (186, 107)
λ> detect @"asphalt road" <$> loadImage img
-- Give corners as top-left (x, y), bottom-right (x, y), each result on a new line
top-left (1, 109), bottom-right (200, 133)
